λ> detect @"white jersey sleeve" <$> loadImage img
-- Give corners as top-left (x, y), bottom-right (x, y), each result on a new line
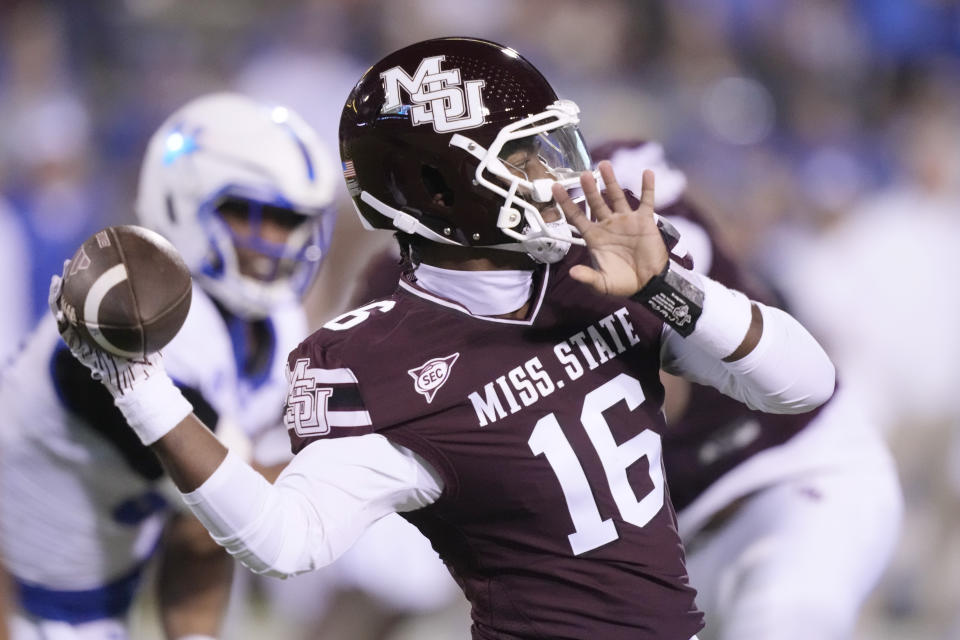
top-left (243, 301), bottom-right (309, 466)
top-left (661, 272), bottom-right (836, 414)
top-left (0, 317), bottom-right (169, 590)
top-left (162, 285), bottom-right (239, 420)
top-left (182, 433), bottom-right (443, 578)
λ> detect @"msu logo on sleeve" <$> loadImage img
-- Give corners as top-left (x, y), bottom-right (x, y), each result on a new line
top-left (283, 357), bottom-right (372, 441)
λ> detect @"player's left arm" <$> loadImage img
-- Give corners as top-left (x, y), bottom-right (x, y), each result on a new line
top-left (156, 513), bottom-right (233, 640)
top-left (554, 163), bottom-right (835, 413)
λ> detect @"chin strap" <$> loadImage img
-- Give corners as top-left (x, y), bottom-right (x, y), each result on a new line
top-left (359, 191), bottom-right (460, 245)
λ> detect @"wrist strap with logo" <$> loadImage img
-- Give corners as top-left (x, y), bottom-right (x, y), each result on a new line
top-left (629, 260), bottom-right (704, 336)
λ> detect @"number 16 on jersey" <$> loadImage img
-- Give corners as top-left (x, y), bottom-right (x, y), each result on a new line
top-left (528, 373), bottom-right (665, 555)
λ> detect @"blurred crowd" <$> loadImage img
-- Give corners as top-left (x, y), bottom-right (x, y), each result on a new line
top-left (1, 0), bottom-right (958, 638)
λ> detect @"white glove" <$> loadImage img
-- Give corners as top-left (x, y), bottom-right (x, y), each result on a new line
top-left (49, 261), bottom-right (193, 444)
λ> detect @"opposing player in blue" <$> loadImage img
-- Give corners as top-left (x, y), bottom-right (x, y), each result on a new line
top-left (1, 93), bottom-right (337, 639)
top-left (49, 38), bottom-right (837, 640)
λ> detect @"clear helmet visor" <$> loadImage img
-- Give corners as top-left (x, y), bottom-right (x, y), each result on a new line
top-left (497, 124), bottom-right (592, 202)
top-left (459, 99), bottom-right (597, 263)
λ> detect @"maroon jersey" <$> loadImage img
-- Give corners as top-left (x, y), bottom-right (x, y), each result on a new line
top-left (659, 199), bottom-right (830, 511)
top-left (352, 247), bottom-right (403, 307)
top-left (286, 246), bottom-right (703, 640)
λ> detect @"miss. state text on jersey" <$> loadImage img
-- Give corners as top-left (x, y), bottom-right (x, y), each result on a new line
top-left (468, 306), bottom-right (642, 427)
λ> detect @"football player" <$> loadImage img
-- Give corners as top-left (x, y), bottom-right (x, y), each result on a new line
top-left (50, 38), bottom-right (837, 640)
top-left (0, 93), bottom-right (337, 639)
top-left (593, 140), bottom-right (904, 640)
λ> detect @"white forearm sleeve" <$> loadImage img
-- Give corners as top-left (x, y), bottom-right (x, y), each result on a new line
top-left (661, 274), bottom-right (836, 413)
top-left (181, 434), bottom-right (443, 579)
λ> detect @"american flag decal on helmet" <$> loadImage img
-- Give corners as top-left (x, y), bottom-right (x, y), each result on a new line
top-left (342, 159), bottom-right (360, 195)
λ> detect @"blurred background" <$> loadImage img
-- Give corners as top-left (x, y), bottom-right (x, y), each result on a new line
top-left (0, 0), bottom-right (958, 638)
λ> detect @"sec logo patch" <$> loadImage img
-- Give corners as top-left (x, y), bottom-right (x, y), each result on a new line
top-left (408, 353), bottom-right (460, 403)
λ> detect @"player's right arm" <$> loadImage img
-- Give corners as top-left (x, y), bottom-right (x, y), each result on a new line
top-left (54, 353), bottom-right (441, 579)
top-left (51, 272), bottom-right (441, 578)
top-left (172, 425), bottom-right (441, 577)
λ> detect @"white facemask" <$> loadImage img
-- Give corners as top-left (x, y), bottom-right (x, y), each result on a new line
top-left (522, 217), bottom-right (574, 264)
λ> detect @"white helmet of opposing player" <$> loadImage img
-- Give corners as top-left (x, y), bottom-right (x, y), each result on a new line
top-left (136, 93), bottom-right (337, 319)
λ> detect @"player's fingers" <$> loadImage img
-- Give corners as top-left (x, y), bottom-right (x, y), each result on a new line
top-left (579, 170), bottom-right (613, 221)
top-left (59, 324), bottom-right (79, 353)
top-left (638, 169), bottom-right (656, 213)
top-left (48, 259), bottom-right (73, 319)
top-left (48, 275), bottom-right (62, 307)
top-left (552, 182), bottom-right (590, 234)
top-left (597, 161), bottom-right (630, 213)
top-left (568, 264), bottom-right (608, 294)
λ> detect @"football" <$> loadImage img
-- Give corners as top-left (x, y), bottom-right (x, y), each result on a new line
top-left (60, 225), bottom-right (192, 359)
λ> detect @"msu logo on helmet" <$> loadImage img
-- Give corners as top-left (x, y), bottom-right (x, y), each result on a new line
top-left (380, 55), bottom-right (489, 133)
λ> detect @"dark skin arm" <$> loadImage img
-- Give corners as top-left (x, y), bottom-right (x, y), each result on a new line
top-left (152, 414), bottom-right (229, 493)
top-left (151, 414), bottom-right (289, 493)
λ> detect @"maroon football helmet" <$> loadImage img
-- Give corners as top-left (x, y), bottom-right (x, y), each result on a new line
top-left (339, 37), bottom-right (595, 263)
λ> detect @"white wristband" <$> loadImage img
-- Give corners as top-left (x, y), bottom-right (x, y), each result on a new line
top-left (113, 370), bottom-right (193, 445)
